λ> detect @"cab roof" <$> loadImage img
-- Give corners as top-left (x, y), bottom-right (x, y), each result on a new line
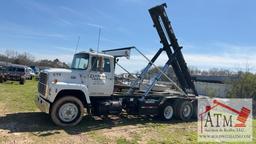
top-left (76, 51), bottom-right (114, 58)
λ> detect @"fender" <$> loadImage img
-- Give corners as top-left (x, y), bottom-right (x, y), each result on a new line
top-left (48, 82), bottom-right (91, 104)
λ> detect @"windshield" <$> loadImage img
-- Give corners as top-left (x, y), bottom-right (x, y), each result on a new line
top-left (8, 67), bottom-right (24, 72)
top-left (71, 53), bottom-right (89, 70)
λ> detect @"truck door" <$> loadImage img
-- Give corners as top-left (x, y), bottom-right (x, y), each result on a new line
top-left (89, 56), bottom-right (114, 96)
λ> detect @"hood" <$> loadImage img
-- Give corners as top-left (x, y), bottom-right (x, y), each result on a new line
top-left (44, 68), bottom-right (72, 73)
top-left (43, 68), bottom-right (87, 84)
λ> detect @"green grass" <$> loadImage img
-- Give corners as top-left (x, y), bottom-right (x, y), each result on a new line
top-left (116, 137), bottom-right (138, 144)
top-left (0, 79), bottom-right (37, 112)
top-left (0, 80), bottom-right (255, 144)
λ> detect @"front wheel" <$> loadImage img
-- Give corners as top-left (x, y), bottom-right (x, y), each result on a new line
top-left (50, 96), bottom-right (84, 127)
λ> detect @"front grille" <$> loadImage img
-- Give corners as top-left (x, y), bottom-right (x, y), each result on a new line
top-left (39, 72), bottom-right (48, 84)
top-left (38, 72), bottom-right (48, 96)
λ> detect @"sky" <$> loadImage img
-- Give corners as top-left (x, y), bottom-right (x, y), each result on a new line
top-left (0, 0), bottom-right (255, 73)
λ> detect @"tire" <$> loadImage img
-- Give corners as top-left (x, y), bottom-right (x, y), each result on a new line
top-left (19, 78), bottom-right (25, 85)
top-left (192, 100), bottom-right (198, 119)
top-left (160, 102), bottom-right (174, 121)
top-left (0, 76), bottom-right (3, 83)
top-left (50, 96), bottom-right (84, 127)
top-left (174, 99), bottom-right (193, 121)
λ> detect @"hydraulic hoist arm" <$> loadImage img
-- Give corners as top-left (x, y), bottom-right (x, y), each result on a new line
top-left (128, 3), bottom-right (198, 97)
top-left (149, 3), bottom-right (198, 96)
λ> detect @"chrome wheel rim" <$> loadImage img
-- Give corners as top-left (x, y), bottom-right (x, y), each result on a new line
top-left (58, 103), bottom-right (78, 122)
top-left (183, 104), bottom-right (191, 117)
top-left (164, 106), bottom-right (173, 119)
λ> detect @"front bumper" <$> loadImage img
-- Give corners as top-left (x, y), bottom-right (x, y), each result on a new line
top-left (6, 75), bottom-right (22, 81)
top-left (35, 94), bottom-right (50, 114)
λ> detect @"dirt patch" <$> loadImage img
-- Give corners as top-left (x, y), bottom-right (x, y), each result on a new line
top-left (102, 125), bottom-right (143, 140)
top-left (0, 111), bottom-right (199, 144)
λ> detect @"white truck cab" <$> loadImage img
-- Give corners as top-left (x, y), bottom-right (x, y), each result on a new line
top-left (36, 51), bottom-right (116, 126)
top-left (72, 52), bottom-right (115, 96)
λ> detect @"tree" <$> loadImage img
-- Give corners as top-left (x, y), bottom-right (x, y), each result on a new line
top-left (0, 50), bottom-right (69, 68)
top-left (0, 54), bottom-right (8, 62)
top-left (5, 50), bottom-right (18, 60)
top-left (36, 59), bottom-right (69, 68)
top-left (227, 72), bottom-right (256, 100)
top-left (208, 68), bottom-right (232, 76)
top-left (189, 66), bottom-right (201, 75)
top-left (13, 52), bottom-right (35, 65)
top-left (144, 66), bottom-right (176, 82)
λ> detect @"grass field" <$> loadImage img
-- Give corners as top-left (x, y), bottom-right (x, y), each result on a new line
top-left (0, 80), bottom-right (255, 144)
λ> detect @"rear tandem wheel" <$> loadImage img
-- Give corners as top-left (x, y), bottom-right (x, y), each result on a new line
top-left (174, 99), bottom-right (194, 121)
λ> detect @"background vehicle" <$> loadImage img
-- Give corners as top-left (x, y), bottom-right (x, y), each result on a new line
top-left (0, 66), bottom-right (7, 83)
top-left (36, 3), bottom-right (201, 127)
top-left (30, 66), bottom-right (40, 75)
top-left (27, 67), bottom-right (35, 80)
top-left (5, 65), bottom-right (28, 85)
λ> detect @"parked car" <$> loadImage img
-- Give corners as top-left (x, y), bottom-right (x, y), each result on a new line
top-left (5, 65), bottom-right (29, 85)
top-left (27, 67), bottom-right (35, 80)
top-left (30, 66), bottom-right (39, 74)
top-left (35, 67), bottom-right (50, 81)
top-left (0, 65), bottom-right (7, 83)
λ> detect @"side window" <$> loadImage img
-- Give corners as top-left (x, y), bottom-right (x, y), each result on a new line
top-left (91, 56), bottom-right (111, 72)
top-left (104, 58), bottom-right (111, 72)
top-left (8, 67), bottom-right (13, 72)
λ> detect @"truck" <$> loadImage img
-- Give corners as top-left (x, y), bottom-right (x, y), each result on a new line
top-left (35, 3), bottom-right (200, 127)
top-left (2, 64), bottom-right (32, 84)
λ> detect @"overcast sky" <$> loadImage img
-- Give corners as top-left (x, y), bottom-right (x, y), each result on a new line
top-left (0, 0), bottom-right (255, 73)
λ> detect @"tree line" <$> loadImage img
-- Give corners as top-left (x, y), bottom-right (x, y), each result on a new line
top-left (0, 50), bottom-right (69, 68)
